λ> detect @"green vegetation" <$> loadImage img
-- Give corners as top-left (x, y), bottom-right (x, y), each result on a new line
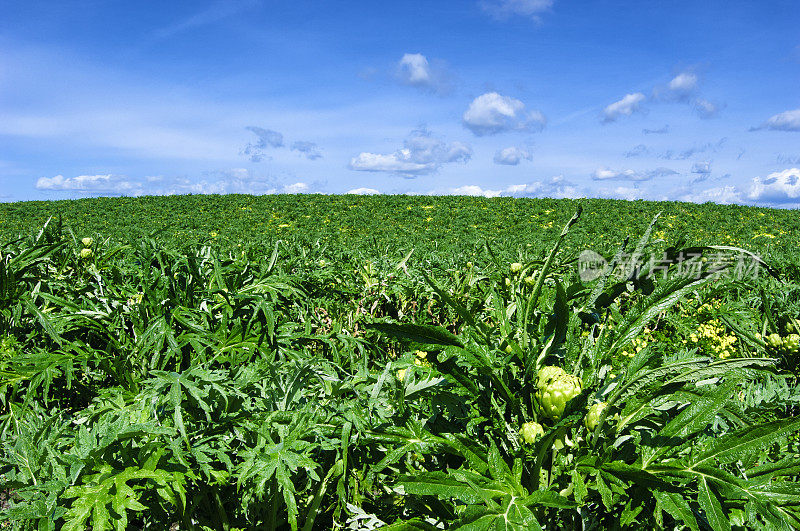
top-left (1, 195), bottom-right (799, 529)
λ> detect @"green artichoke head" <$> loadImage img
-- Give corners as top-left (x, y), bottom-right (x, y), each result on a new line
top-left (536, 372), bottom-right (582, 421)
top-left (520, 421), bottom-right (545, 445)
top-left (585, 402), bottom-right (608, 431)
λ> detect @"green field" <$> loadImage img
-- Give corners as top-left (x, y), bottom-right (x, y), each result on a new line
top-left (2, 194), bottom-right (799, 256)
top-left (1, 195), bottom-right (799, 530)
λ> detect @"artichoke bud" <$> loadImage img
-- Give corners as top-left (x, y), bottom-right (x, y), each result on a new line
top-left (536, 370), bottom-right (582, 421)
top-left (585, 402), bottom-right (607, 431)
top-left (520, 421), bottom-right (545, 444)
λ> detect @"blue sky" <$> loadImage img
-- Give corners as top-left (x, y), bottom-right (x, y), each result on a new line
top-left (1, 0), bottom-right (799, 205)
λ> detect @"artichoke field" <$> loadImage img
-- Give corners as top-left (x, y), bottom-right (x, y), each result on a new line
top-left (0, 205), bottom-right (799, 530)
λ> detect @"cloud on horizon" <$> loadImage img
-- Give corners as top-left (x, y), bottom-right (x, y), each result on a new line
top-left (35, 174), bottom-right (143, 195)
top-left (591, 167), bottom-right (677, 182)
top-left (443, 175), bottom-right (582, 199)
top-left (346, 187), bottom-right (381, 195)
top-left (35, 169), bottom-right (317, 197)
top-left (748, 168), bottom-right (800, 204)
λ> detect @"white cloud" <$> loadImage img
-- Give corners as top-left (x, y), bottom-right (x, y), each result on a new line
top-left (591, 167), bottom-right (677, 181)
top-left (451, 185), bottom-right (503, 198)
top-left (507, 176), bottom-right (584, 198)
top-left (481, 0), bottom-right (554, 20)
top-left (148, 168), bottom-right (273, 195)
top-left (599, 186), bottom-right (648, 201)
top-left (346, 187), bottom-right (381, 195)
top-left (396, 53), bottom-right (452, 95)
top-left (37, 168), bottom-right (314, 197)
top-left (679, 186), bottom-right (743, 205)
top-left (349, 128), bottom-right (471, 177)
top-left (443, 176), bottom-right (582, 199)
top-left (751, 109), bottom-right (800, 132)
top-left (652, 71), bottom-right (723, 118)
top-left (349, 153), bottom-right (429, 174)
top-left (655, 71), bottom-right (699, 103)
top-left (692, 98), bottom-right (720, 119)
top-left (281, 182), bottom-right (309, 194)
top-left (463, 92), bottom-right (546, 136)
top-left (35, 174), bottom-right (142, 194)
top-left (493, 146), bottom-right (533, 165)
top-left (592, 168), bottom-right (640, 181)
top-left (601, 93), bottom-right (646, 123)
top-left (399, 53), bottom-right (430, 85)
top-left (678, 168), bottom-right (800, 207)
top-left (748, 168), bottom-right (800, 204)
top-left (668, 72), bottom-right (698, 94)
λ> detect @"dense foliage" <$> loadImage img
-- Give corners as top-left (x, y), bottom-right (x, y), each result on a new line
top-left (1, 196), bottom-right (799, 529)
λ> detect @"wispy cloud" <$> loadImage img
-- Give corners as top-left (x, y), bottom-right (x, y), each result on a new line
top-left (601, 93), bottom-right (646, 123)
top-left (241, 128), bottom-right (324, 162)
top-left (591, 167), bottom-right (677, 181)
top-left (506, 176), bottom-right (582, 198)
top-left (480, 0), bottom-right (554, 21)
top-left (624, 144), bottom-right (649, 158)
top-left (493, 146), bottom-right (533, 165)
top-left (346, 187), bottom-right (381, 195)
top-left (691, 161), bottom-right (712, 183)
top-left (442, 176), bottom-right (582, 199)
top-left (678, 185), bottom-right (742, 205)
top-left (660, 138), bottom-right (727, 160)
top-left (750, 109), bottom-right (800, 132)
top-left (655, 71), bottom-right (698, 102)
top-left (291, 141), bottom-right (322, 160)
top-left (396, 53), bottom-right (453, 95)
top-left (463, 92), bottom-right (546, 136)
top-left (34, 169), bottom-right (317, 197)
top-left (152, 0), bottom-right (258, 41)
top-left (349, 128), bottom-right (471, 177)
top-left (643, 125), bottom-right (669, 135)
top-left (241, 126), bottom-right (284, 162)
top-left (653, 70), bottom-right (722, 119)
top-left (35, 174), bottom-right (143, 195)
top-left (692, 98), bottom-right (722, 119)
top-left (777, 154), bottom-right (800, 165)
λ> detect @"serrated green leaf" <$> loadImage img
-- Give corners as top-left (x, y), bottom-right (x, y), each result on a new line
top-left (692, 417), bottom-right (800, 468)
top-left (698, 477), bottom-right (731, 531)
